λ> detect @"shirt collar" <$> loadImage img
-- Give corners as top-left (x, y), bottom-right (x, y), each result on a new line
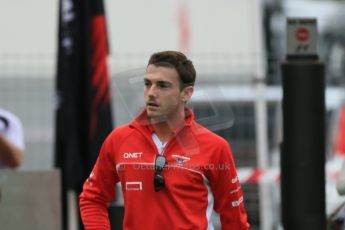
top-left (133, 107), bottom-right (194, 134)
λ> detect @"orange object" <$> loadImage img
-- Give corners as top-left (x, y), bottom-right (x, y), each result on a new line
top-left (335, 106), bottom-right (345, 155)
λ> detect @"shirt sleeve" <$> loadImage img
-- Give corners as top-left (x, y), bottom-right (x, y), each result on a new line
top-left (209, 140), bottom-right (250, 230)
top-left (79, 135), bottom-right (119, 230)
top-left (0, 109), bottom-right (25, 150)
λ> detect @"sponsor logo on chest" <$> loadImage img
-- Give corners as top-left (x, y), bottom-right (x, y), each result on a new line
top-left (172, 154), bottom-right (191, 164)
top-left (123, 152), bottom-right (143, 159)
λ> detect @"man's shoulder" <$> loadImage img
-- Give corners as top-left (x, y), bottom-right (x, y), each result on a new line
top-left (101, 123), bottom-right (135, 150)
top-left (0, 108), bottom-right (22, 128)
top-left (108, 123), bottom-right (134, 139)
top-left (192, 122), bottom-right (228, 146)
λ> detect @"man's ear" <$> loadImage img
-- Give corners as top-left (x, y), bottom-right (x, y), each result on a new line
top-left (181, 86), bottom-right (194, 103)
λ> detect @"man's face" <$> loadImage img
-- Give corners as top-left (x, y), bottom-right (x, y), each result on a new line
top-left (144, 64), bottom-right (192, 121)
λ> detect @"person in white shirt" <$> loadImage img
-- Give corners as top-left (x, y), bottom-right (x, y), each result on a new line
top-left (0, 108), bottom-right (24, 169)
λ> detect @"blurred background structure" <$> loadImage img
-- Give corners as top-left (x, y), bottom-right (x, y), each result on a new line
top-left (1, 0), bottom-right (345, 229)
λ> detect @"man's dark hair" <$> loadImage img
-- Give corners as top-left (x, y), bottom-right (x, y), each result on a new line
top-left (148, 51), bottom-right (196, 89)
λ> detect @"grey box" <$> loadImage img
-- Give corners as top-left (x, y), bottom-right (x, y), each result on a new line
top-left (0, 170), bottom-right (61, 230)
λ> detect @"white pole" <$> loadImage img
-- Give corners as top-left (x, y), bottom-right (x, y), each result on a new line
top-left (67, 189), bottom-right (78, 230)
top-left (252, 0), bottom-right (272, 229)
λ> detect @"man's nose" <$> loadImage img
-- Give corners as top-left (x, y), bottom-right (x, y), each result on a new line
top-left (147, 84), bottom-right (158, 97)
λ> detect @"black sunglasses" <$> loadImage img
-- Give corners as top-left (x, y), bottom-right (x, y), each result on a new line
top-left (154, 155), bottom-right (166, 192)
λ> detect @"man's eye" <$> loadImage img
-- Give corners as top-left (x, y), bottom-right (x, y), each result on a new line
top-left (158, 83), bottom-right (169, 88)
top-left (144, 82), bottom-right (151, 86)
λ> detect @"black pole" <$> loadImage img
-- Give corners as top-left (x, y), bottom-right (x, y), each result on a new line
top-left (280, 58), bottom-right (326, 229)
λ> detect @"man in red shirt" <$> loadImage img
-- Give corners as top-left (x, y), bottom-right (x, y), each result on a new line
top-left (79, 51), bottom-right (250, 229)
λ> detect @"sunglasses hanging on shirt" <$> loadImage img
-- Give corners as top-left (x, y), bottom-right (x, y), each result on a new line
top-left (154, 154), bottom-right (166, 192)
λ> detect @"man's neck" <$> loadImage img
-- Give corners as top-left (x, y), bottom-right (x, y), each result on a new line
top-left (151, 110), bottom-right (185, 142)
